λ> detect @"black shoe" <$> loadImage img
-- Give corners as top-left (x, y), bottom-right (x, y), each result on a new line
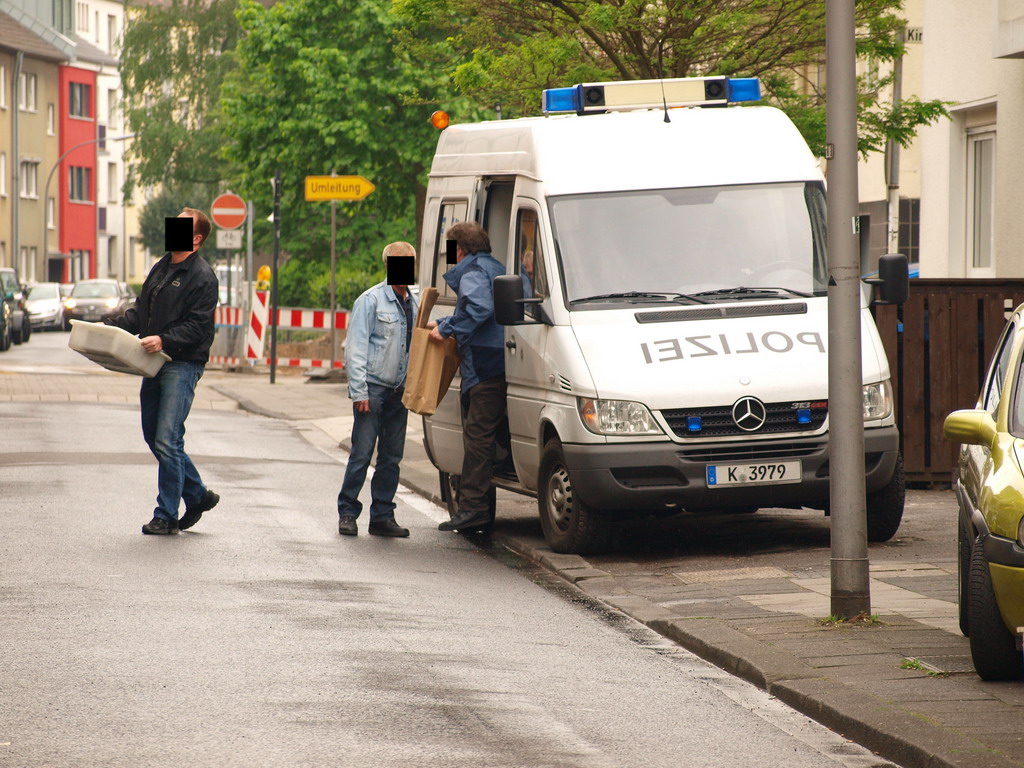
top-left (368, 519), bottom-right (410, 538)
top-left (179, 489), bottom-right (219, 531)
top-left (438, 510), bottom-right (492, 532)
top-left (142, 516), bottom-right (178, 535)
top-left (338, 516), bottom-right (358, 536)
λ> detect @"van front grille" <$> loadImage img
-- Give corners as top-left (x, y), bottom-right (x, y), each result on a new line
top-left (662, 400), bottom-right (828, 438)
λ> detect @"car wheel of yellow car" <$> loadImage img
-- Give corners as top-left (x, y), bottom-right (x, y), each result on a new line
top-left (958, 518), bottom-right (971, 637)
top-left (968, 542), bottom-right (1023, 681)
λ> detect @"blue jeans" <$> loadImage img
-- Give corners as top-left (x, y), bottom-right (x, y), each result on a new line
top-left (337, 383), bottom-right (408, 522)
top-left (140, 361), bottom-right (206, 523)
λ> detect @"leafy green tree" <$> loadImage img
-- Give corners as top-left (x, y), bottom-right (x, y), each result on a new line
top-left (393, 0), bottom-right (947, 157)
top-left (137, 183), bottom-right (216, 256)
top-left (121, 0), bottom-right (242, 197)
top-left (221, 0), bottom-right (462, 306)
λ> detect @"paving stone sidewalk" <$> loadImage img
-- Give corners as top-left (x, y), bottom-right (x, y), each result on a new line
top-left (7, 365), bottom-right (1024, 768)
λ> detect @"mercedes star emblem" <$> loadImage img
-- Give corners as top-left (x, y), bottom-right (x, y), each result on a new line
top-left (732, 396), bottom-right (767, 432)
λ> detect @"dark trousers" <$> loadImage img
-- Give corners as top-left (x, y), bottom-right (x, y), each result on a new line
top-left (458, 377), bottom-right (508, 515)
top-left (337, 383), bottom-right (408, 522)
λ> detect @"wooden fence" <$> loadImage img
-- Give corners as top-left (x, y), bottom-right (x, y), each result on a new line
top-left (872, 280), bottom-right (1024, 484)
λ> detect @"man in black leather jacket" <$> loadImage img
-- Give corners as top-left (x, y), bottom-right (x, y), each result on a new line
top-left (106, 208), bottom-right (220, 535)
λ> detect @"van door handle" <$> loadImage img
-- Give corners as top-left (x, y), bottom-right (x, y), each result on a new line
top-left (505, 338), bottom-right (517, 352)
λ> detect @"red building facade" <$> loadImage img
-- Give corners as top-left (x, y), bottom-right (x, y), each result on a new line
top-left (58, 65), bottom-right (97, 280)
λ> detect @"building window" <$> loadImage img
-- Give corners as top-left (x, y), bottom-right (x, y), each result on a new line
top-left (0, 152), bottom-right (5, 196)
top-left (20, 160), bottom-right (39, 198)
top-left (97, 123), bottom-right (106, 150)
top-left (94, 11), bottom-right (100, 43)
top-left (47, 197), bottom-right (55, 229)
top-left (107, 88), bottom-right (117, 128)
top-left (19, 72), bottom-right (37, 112)
top-left (77, 2), bottom-right (88, 32)
top-left (69, 82), bottom-right (91, 118)
top-left (70, 166), bottom-right (91, 202)
top-left (897, 198), bottom-right (920, 265)
top-left (967, 130), bottom-right (995, 274)
top-left (47, 104), bottom-right (55, 135)
top-left (107, 15), bottom-right (118, 54)
top-left (107, 162), bottom-right (118, 203)
top-left (0, 65), bottom-right (6, 109)
top-left (98, 206), bottom-right (106, 231)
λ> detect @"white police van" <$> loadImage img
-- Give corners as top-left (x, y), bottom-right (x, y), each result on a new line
top-left (417, 76), bottom-right (908, 554)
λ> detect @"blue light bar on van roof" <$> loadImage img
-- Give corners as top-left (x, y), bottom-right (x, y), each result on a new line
top-left (542, 76), bottom-right (761, 115)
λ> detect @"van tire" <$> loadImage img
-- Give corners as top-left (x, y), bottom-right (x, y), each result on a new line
top-left (968, 543), bottom-right (1023, 681)
top-left (958, 517), bottom-right (972, 636)
top-left (866, 454), bottom-right (905, 542)
top-left (0, 318), bottom-right (10, 351)
top-left (439, 470), bottom-right (495, 529)
top-left (538, 438), bottom-right (613, 555)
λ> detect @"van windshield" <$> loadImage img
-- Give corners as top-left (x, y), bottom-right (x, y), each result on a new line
top-left (549, 182), bottom-right (828, 305)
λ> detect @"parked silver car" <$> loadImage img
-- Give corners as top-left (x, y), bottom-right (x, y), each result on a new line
top-left (25, 282), bottom-right (66, 331)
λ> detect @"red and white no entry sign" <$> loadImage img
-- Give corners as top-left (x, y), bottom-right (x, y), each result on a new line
top-left (211, 193), bottom-right (247, 230)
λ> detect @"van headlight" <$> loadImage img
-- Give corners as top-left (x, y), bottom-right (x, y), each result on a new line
top-left (863, 380), bottom-right (893, 421)
top-left (578, 398), bottom-right (663, 435)
top-left (1018, 517), bottom-right (1024, 549)
top-left (65, 299), bottom-right (77, 309)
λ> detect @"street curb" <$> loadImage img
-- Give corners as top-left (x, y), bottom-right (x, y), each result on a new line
top-left (207, 383), bottom-right (296, 422)
top-left (488, 531), bottom-right (1016, 768)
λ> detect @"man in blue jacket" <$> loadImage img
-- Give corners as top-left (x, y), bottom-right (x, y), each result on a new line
top-left (337, 242), bottom-right (419, 537)
top-left (428, 222), bottom-right (507, 532)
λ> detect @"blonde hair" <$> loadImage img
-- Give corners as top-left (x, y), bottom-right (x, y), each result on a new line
top-left (382, 241), bottom-right (415, 264)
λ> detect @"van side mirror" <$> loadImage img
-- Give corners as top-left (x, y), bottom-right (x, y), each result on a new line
top-left (868, 252), bottom-right (909, 305)
top-left (494, 274), bottom-right (546, 326)
top-left (494, 275), bottom-right (525, 325)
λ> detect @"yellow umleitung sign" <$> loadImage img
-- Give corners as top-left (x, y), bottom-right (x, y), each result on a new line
top-left (304, 175), bottom-right (375, 201)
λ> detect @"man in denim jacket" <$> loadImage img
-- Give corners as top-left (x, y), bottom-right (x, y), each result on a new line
top-left (337, 242), bottom-right (419, 537)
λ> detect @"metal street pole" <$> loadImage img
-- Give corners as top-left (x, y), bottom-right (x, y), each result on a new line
top-left (329, 170), bottom-right (337, 370)
top-left (827, 0), bottom-right (871, 618)
top-left (41, 133), bottom-right (136, 281)
top-left (885, 28), bottom-right (905, 254)
top-left (270, 170), bottom-right (281, 384)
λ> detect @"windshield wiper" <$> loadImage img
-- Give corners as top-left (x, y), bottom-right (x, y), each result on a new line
top-left (571, 291), bottom-right (709, 305)
top-left (692, 286), bottom-right (814, 300)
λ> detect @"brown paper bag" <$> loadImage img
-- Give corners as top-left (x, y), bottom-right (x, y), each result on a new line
top-left (402, 287), bottom-right (461, 415)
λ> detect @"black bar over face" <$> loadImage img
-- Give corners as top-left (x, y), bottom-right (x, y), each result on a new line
top-left (445, 239), bottom-right (458, 264)
top-left (386, 256), bottom-right (415, 286)
top-left (165, 217), bottom-right (194, 252)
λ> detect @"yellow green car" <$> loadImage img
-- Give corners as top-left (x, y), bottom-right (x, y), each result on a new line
top-left (944, 310), bottom-right (1024, 681)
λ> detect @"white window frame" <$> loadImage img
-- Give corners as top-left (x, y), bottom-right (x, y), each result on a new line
top-left (70, 166), bottom-right (91, 202)
top-left (966, 128), bottom-right (996, 278)
top-left (0, 152), bottom-right (6, 197)
top-left (19, 72), bottom-right (37, 112)
top-left (47, 197), bottom-right (55, 229)
top-left (19, 160), bottom-right (38, 199)
top-left (0, 65), bottom-right (6, 109)
top-left (47, 103), bottom-right (55, 135)
top-left (70, 82), bottom-right (91, 119)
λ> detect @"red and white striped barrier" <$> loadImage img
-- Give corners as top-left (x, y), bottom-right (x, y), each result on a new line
top-left (209, 290), bottom-right (349, 369)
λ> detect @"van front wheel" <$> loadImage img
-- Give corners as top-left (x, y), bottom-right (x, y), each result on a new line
top-left (866, 454), bottom-right (905, 542)
top-left (538, 438), bottom-right (613, 555)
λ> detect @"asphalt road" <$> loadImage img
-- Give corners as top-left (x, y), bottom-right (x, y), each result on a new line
top-left (0, 369), bottom-right (896, 767)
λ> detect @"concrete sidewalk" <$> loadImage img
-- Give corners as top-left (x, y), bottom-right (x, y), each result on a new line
top-left (6, 366), bottom-right (1024, 768)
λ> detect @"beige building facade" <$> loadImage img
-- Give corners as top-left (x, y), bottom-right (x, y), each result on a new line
top-left (0, 13), bottom-right (66, 283)
top-left (916, 0), bottom-right (1024, 278)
